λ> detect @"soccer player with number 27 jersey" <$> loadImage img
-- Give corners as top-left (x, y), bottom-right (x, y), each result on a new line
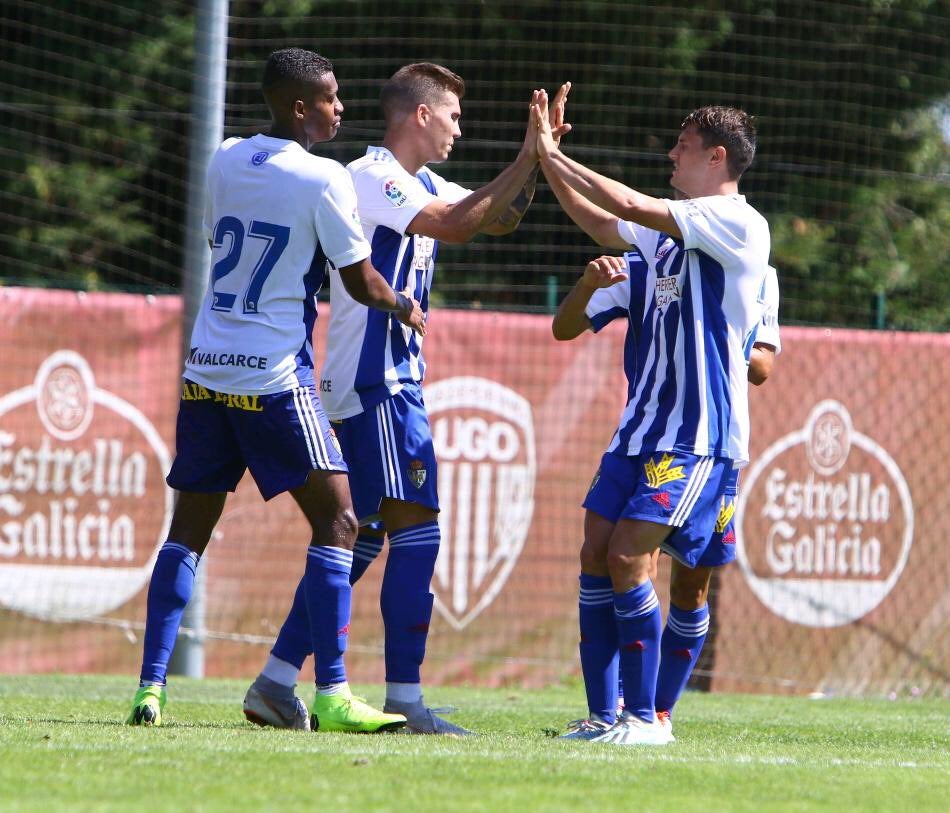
top-left (127, 48), bottom-right (424, 733)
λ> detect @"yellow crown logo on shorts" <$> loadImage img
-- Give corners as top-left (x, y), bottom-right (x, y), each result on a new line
top-left (643, 453), bottom-right (686, 488)
top-left (715, 497), bottom-right (737, 533)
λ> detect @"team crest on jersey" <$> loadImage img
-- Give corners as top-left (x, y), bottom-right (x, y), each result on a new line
top-left (427, 377), bottom-right (536, 630)
top-left (644, 453), bottom-right (686, 488)
top-left (383, 178), bottom-right (408, 207)
top-left (408, 459), bottom-right (427, 488)
top-left (251, 151), bottom-right (269, 166)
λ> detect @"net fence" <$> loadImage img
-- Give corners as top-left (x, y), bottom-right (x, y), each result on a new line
top-left (1, 0), bottom-right (948, 697)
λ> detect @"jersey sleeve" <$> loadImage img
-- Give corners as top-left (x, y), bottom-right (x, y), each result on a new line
top-left (666, 195), bottom-right (754, 265)
top-left (755, 265), bottom-right (782, 353)
top-left (315, 166), bottom-right (372, 270)
top-left (586, 276), bottom-right (632, 333)
top-left (616, 218), bottom-right (661, 256)
top-left (351, 161), bottom-right (441, 235)
top-left (423, 167), bottom-right (472, 204)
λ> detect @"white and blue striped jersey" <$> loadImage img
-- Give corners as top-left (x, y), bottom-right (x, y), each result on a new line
top-left (320, 146), bottom-right (471, 419)
top-left (607, 194), bottom-right (771, 465)
top-left (585, 249), bottom-right (650, 401)
top-left (185, 135), bottom-right (370, 395)
top-left (587, 260), bottom-right (781, 390)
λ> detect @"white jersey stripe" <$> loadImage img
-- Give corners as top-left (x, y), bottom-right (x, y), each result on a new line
top-left (302, 390), bottom-right (331, 468)
top-left (670, 457), bottom-right (714, 526)
top-left (292, 387), bottom-right (318, 468)
top-left (383, 399), bottom-right (405, 500)
top-left (375, 402), bottom-right (397, 499)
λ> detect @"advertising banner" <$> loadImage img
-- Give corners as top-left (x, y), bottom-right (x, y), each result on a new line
top-left (1, 289), bottom-right (946, 696)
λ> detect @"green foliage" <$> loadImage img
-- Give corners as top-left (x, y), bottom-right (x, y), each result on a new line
top-left (2, 1), bottom-right (948, 328)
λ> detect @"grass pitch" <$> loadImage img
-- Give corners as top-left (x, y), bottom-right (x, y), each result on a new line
top-left (0, 675), bottom-right (947, 812)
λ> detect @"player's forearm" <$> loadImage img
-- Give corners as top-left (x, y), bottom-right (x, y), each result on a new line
top-left (543, 166), bottom-right (628, 248)
top-left (338, 259), bottom-right (413, 316)
top-left (481, 166), bottom-right (539, 235)
top-left (540, 149), bottom-right (677, 236)
top-left (552, 279), bottom-right (597, 340)
top-left (441, 151), bottom-right (539, 242)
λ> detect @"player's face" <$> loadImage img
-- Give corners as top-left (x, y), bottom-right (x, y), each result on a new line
top-left (667, 126), bottom-right (714, 196)
top-left (302, 73), bottom-right (344, 146)
top-left (423, 91), bottom-right (462, 163)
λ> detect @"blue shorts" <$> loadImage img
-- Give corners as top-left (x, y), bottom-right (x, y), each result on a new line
top-left (583, 449), bottom-right (732, 568)
top-left (696, 469), bottom-right (739, 567)
top-left (166, 379), bottom-right (346, 501)
top-left (334, 383), bottom-right (438, 523)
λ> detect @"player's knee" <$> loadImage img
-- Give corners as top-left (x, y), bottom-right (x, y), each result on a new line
top-left (669, 569), bottom-right (711, 609)
top-left (579, 539), bottom-right (609, 574)
top-left (318, 507), bottom-right (358, 549)
top-left (606, 549), bottom-right (650, 583)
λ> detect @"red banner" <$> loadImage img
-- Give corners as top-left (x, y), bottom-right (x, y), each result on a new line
top-left (1, 288), bottom-right (946, 697)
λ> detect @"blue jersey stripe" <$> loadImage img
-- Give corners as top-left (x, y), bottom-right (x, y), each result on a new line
top-left (293, 243), bottom-right (327, 386)
top-left (698, 253), bottom-right (730, 457)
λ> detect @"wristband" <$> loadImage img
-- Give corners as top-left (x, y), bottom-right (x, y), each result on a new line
top-left (391, 292), bottom-right (412, 316)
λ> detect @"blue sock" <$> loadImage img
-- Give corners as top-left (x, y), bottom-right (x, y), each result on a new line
top-left (271, 579), bottom-right (310, 670)
top-left (139, 541), bottom-right (199, 685)
top-left (303, 545), bottom-right (353, 686)
top-left (614, 581), bottom-right (662, 723)
top-left (269, 533), bottom-right (384, 671)
top-left (655, 603), bottom-right (710, 716)
top-left (351, 533), bottom-right (385, 584)
top-left (578, 573), bottom-right (618, 723)
top-left (380, 521), bottom-right (440, 684)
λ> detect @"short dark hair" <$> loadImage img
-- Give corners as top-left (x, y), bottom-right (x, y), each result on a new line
top-left (262, 48), bottom-right (334, 90)
top-left (681, 106), bottom-right (757, 179)
top-left (380, 63), bottom-right (465, 124)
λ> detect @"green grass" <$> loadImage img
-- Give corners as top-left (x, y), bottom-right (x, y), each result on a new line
top-left (0, 675), bottom-right (947, 813)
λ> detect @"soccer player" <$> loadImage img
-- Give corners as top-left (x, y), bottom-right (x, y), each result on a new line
top-left (552, 252), bottom-right (780, 740)
top-left (533, 92), bottom-right (771, 744)
top-left (126, 48), bottom-right (425, 732)
top-left (242, 64), bottom-right (568, 734)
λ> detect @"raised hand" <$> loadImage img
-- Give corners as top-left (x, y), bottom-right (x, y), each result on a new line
top-left (581, 255), bottom-right (629, 290)
top-left (520, 89), bottom-right (544, 158)
top-left (531, 91), bottom-right (558, 159)
top-left (549, 82), bottom-right (572, 146)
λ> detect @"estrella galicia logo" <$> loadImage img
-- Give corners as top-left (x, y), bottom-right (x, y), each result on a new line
top-left (251, 151), bottom-right (270, 166)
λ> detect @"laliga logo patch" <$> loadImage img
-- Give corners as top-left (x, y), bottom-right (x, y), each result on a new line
top-left (0, 351), bottom-right (174, 622)
top-left (251, 151), bottom-right (270, 166)
top-left (736, 400), bottom-right (914, 628)
top-left (427, 377), bottom-right (536, 630)
top-left (383, 178), bottom-right (408, 207)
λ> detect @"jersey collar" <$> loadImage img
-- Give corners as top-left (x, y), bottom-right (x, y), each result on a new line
top-left (365, 145), bottom-right (397, 163)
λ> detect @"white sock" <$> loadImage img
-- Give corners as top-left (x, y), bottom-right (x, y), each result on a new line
top-left (386, 682), bottom-right (422, 704)
top-left (260, 655), bottom-right (300, 688)
top-left (316, 681), bottom-right (348, 697)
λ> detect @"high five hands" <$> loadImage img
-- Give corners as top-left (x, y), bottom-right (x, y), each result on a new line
top-left (522, 83), bottom-right (572, 160)
top-left (530, 82), bottom-right (572, 160)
